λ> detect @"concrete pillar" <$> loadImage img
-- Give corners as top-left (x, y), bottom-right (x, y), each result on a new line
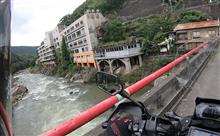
top-left (109, 60), bottom-right (113, 74)
top-left (87, 63), bottom-right (90, 68)
top-left (124, 58), bottom-right (131, 73)
top-left (97, 62), bottom-right (101, 71)
top-left (139, 55), bottom-right (143, 67)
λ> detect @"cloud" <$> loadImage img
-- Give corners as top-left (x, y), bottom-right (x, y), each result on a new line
top-left (12, 0), bottom-right (86, 46)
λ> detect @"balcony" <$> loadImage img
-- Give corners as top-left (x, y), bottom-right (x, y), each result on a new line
top-left (95, 44), bottom-right (143, 60)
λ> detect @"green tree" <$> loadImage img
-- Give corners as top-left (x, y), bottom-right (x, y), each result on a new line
top-left (60, 37), bottom-right (71, 69)
top-left (59, 0), bottom-right (126, 26)
top-left (103, 20), bottom-right (126, 42)
top-left (99, 0), bottom-right (126, 13)
top-left (177, 11), bottom-right (212, 24)
top-left (140, 15), bottom-right (174, 55)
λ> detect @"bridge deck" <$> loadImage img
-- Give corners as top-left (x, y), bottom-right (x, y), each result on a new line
top-left (176, 44), bottom-right (220, 116)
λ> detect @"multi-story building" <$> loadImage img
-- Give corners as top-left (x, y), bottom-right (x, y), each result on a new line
top-left (95, 39), bottom-right (143, 74)
top-left (52, 24), bottom-right (65, 49)
top-left (37, 31), bottom-right (56, 66)
top-left (174, 20), bottom-right (220, 50)
top-left (60, 10), bottom-right (106, 68)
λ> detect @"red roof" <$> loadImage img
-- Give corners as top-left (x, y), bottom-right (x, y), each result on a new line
top-left (174, 20), bottom-right (219, 31)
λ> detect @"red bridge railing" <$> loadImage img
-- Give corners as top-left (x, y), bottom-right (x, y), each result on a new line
top-left (41, 41), bottom-right (210, 136)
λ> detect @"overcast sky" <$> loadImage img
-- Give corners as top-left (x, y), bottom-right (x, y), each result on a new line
top-left (11, 0), bottom-right (86, 46)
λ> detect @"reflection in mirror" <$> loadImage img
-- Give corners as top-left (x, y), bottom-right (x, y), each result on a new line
top-left (96, 72), bottom-right (122, 95)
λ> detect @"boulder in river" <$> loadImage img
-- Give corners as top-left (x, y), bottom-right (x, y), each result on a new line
top-left (12, 85), bottom-right (28, 106)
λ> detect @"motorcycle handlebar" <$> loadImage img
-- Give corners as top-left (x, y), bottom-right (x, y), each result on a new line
top-left (128, 116), bottom-right (179, 136)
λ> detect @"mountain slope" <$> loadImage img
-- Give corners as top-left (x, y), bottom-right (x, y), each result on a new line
top-left (11, 46), bottom-right (37, 73)
top-left (11, 46), bottom-right (37, 56)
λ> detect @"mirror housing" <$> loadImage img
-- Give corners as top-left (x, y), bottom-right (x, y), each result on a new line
top-left (95, 72), bottom-right (123, 95)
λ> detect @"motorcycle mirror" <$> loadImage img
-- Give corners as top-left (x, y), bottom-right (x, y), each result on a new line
top-left (95, 72), bottom-right (123, 95)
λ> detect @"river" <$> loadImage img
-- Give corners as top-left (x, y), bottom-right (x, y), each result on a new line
top-left (13, 72), bottom-right (110, 136)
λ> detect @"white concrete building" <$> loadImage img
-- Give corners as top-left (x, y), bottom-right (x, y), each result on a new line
top-left (52, 24), bottom-right (65, 49)
top-left (95, 39), bottom-right (143, 74)
top-left (37, 31), bottom-right (56, 66)
top-left (60, 10), bottom-right (106, 68)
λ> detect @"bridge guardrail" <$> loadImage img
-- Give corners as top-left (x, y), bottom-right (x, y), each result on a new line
top-left (40, 38), bottom-right (220, 136)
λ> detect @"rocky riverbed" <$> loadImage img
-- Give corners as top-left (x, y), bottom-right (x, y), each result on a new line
top-left (13, 71), bottom-right (109, 136)
top-left (12, 72), bottom-right (29, 107)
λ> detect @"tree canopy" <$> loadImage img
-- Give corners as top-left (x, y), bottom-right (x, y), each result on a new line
top-left (59, 37), bottom-right (71, 69)
top-left (59, 0), bottom-right (126, 26)
top-left (177, 10), bottom-right (212, 24)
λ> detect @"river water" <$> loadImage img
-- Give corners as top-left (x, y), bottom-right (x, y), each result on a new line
top-left (13, 73), bottom-right (110, 136)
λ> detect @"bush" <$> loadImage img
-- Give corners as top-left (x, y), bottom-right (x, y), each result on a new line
top-left (102, 20), bottom-right (126, 42)
top-left (177, 10), bottom-right (212, 24)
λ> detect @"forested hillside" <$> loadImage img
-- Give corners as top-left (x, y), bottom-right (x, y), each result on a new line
top-left (11, 46), bottom-right (37, 56)
top-left (11, 46), bottom-right (37, 73)
top-left (59, 0), bottom-right (220, 26)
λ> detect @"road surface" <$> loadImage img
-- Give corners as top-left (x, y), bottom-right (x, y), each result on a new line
top-left (176, 44), bottom-right (220, 116)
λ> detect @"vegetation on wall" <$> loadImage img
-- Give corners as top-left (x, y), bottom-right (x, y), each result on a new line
top-left (53, 37), bottom-right (77, 76)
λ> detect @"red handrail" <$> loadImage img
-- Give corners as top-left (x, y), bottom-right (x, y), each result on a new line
top-left (41, 41), bottom-right (209, 136)
top-left (0, 102), bottom-right (13, 136)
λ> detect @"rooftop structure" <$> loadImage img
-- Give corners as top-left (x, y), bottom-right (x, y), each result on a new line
top-left (174, 20), bottom-right (220, 50)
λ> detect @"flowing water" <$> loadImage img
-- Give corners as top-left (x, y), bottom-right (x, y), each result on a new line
top-left (13, 72), bottom-right (109, 136)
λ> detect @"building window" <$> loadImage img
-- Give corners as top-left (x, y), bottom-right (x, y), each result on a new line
top-left (208, 30), bottom-right (216, 36)
top-left (75, 23), bottom-right (79, 28)
top-left (71, 26), bottom-right (74, 31)
top-left (84, 38), bottom-right (87, 43)
top-left (85, 47), bottom-right (88, 51)
top-left (72, 33), bottom-right (76, 39)
top-left (177, 33), bottom-right (187, 40)
top-left (76, 31), bottom-right (81, 37)
top-left (74, 42), bottom-right (77, 46)
top-left (75, 49), bottom-right (79, 53)
top-left (80, 21), bottom-right (83, 25)
top-left (128, 45), bottom-right (131, 49)
top-left (68, 35), bottom-right (72, 40)
top-left (78, 40), bottom-right (83, 45)
top-left (96, 14), bottom-right (99, 19)
top-left (81, 28), bottom-right (85, 34)
top-left (91, 14), bottom-right (95, 19)
top-left (192, 31), bottom-right (201, 39)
